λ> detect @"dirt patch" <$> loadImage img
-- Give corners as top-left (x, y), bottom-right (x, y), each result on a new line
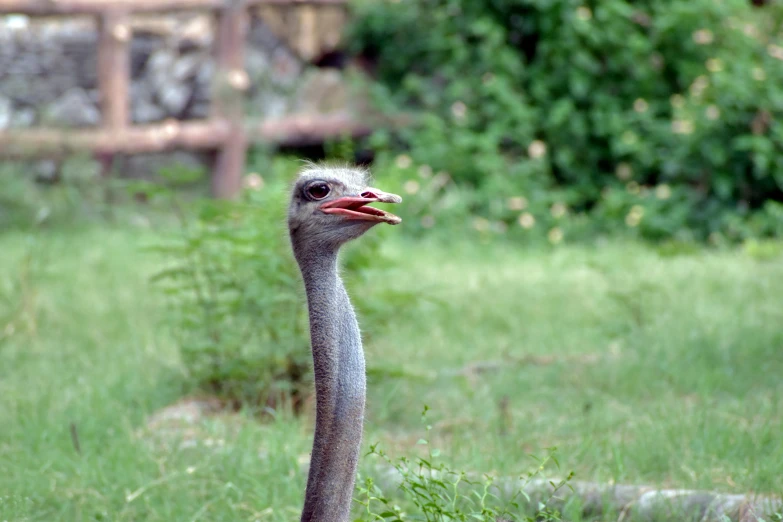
top-left (138, 396), bottom-right (245, 451)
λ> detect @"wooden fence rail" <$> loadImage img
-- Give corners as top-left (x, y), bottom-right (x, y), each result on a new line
top-left (0, 0), bottom-right (344, 16)
top-left (0, 0), bottom-right (375, 198)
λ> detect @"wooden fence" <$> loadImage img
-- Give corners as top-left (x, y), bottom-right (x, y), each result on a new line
top-left (0, 0), bottom-right (377, 198)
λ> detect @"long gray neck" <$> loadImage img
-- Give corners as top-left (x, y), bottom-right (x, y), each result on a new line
top-left (295, 245), bottom-right (366, 522)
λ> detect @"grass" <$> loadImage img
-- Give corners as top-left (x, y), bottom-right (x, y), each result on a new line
top-left (1, 222), bottom-right (782, 521)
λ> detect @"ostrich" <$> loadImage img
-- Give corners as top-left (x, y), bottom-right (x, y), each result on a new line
top-left (288, 165), bottom-right (402, 522)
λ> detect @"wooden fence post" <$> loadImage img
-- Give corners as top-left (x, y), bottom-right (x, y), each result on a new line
top-left (211, 0), bottom-right (249, 199)
top-left (97, 9), bottom-right (131, 177)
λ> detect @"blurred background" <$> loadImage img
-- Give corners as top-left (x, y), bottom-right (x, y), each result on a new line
top-left (1, 0), bottom-right (782, 520)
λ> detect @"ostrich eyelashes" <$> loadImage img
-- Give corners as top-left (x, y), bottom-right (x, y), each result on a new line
top-left (305, 182), bottom-right (331, 200)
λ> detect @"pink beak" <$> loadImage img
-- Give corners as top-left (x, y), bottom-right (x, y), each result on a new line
top-left (319, 187), bottom-right (403, 224)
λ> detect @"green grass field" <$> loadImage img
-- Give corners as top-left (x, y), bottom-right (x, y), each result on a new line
top-left (1, 224), bottom-right (782, 521)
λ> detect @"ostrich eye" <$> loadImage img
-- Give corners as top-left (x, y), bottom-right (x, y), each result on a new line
top-left (305, 183), bottom-right (331, 201)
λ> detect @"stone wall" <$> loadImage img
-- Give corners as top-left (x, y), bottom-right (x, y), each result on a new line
top-left (0, 11), bottom-right (354, 131)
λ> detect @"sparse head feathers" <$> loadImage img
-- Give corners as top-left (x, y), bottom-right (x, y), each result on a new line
top-left (295, 163), bottom-right (371, 194)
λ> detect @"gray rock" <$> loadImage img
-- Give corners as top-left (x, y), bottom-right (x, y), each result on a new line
top-left (293, 69), bottom-right (350, 115)
top-left (130, 35), bottom-right (161, 77)
top-left (133, 97), bottom-right (166, 123)
top-left (120, 150), bottom-right (209, 180)
top-left (47, 88), bottom-right (100, 126)
top-left (144, 48), bottom-right (195, 115)
top-left (271, 48), bottom-right (302, 87)
top-left (172, 53), bottom-right (203, 82)
top-left (130, 81), bottom-right (166, 123)
top-left (158, 83), bottom-right (192, 115)
top-left (2, 15), bottom-right (29, 30)
top-left (12, 107), bottom-right (35, 127)
top-left (147, 49), bottom-right (177, 86)
top-left (194, 59), bottom-right (214, 101)
top-left (189, 100), bottom-right (210, 119)
top-left (245, 49), bottom-right (270, 77)
top-left (33, 160), bottom-right (61, 184)
top-left (0, 96), bottom-right (11, 129)
top-left (257, 94), bottom-right (288, 119)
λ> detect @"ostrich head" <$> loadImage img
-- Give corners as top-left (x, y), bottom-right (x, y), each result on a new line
top-left (288, 165), bottom-right (402, 256)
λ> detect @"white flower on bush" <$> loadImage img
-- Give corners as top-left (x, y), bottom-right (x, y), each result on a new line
top-left (550, 202), bottom-right (567, 218)
top-left (395, 154), bottom-right (412, 169)
top-left (547, 227), bottom-right (564, 244)
top-left (420, 215), bottom-right (435, 228)
top-left (418, 165), bottom-right (433, 179)
top-left (672, 119), bottom-right (695, 135)
top-left (432, 171), bottom-right (451, 190)
top-left (473, 217), bottom-right (490, 232)
top-left (403, 180), bottom-right (420, 194)
top-left (451, 101), bottom-right (467, 120)
top-left (705, 105), bottom-right (720, 121)
top-left (655, 184), bottom-right (672, 200)
top-left (692, 29), bottom-right (714, 45)
top-left (670, 94), bottom-right (685, 109)
top-left (507, 196), bottom-right (528, 211)
top-left (690, 75), bottom-right (709, 97)
top-left (615, 162), bottom-right (633, 181)
top-left (744, 23), bottom-right (760, 39)
top-left (767, 44), bottom-right (783, 61)
top-left (228, 69), bottom-right (250, 91)
top-left (650, 53), bottom-right (664, 71)
top-left (528, 140), bottom-right (547, 159)
top-left (576, 6), bottom-right (592, 21)
top-left (493, 221), bottom-right (508, 234)
top-left (633, 98), bottom-right (649, 113)
top-left (706, 58), bottom-right (723, 73)
top-left (625, 205), bottom-right (644, 227)
top-left (243, 173), bottom-right (264, 190)
top-left (518, 212), bottom-right (536, 229)
top-left (621, 130), bottom-right (638, 145)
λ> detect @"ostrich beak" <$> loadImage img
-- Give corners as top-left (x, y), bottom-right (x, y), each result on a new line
top-left (320, 187), bottom-right (403, 224)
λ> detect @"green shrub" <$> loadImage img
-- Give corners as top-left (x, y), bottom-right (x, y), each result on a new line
top-left (149, 180), bottom-right (308, 412)
top-left (348, 0), bottom-right (783, 242)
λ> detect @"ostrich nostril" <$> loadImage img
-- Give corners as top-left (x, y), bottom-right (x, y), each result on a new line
top-left (360, 191), bottom-right (378, 199)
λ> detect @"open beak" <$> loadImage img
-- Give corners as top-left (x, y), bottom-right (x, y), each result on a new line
top-left (319, 187), bottom-right (403, 225)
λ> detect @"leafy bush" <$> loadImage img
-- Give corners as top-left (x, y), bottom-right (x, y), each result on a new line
top-left (348, 0), bottom-right (783, 242)
top-left (150, 158), bottom-right (417, 413)
top-left (356, 406), bottom-right (571, 521)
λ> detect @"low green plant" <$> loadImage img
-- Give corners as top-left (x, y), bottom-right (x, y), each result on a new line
top-left (356, 406), bottom-right (572, 521)
top-left (149, 182), bottom-right (309, 412)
